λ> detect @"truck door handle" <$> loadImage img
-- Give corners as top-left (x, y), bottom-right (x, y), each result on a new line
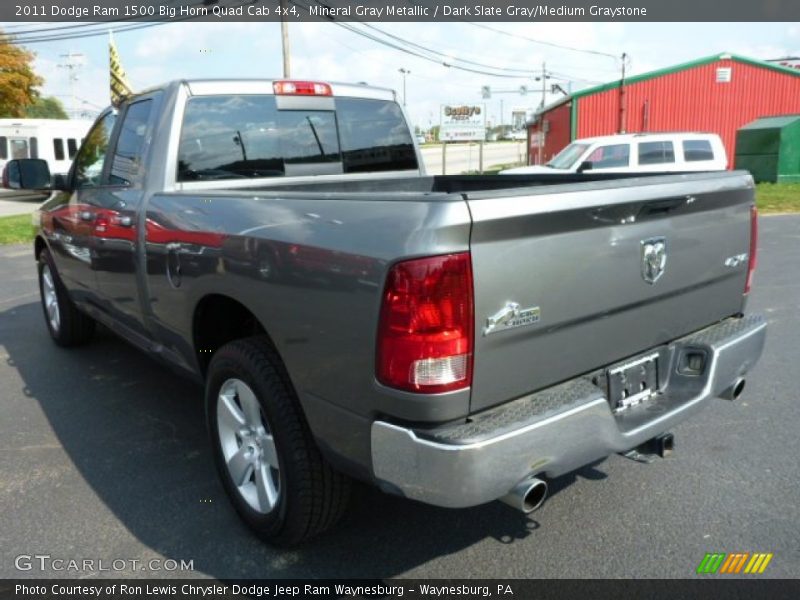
top-left (79, 210), bottom-right (94, 221)
top-left (117, 216), bottom-right (133, 227)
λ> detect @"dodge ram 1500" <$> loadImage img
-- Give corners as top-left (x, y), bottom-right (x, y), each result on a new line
top-left (4, 79), bottom-right (766, 545)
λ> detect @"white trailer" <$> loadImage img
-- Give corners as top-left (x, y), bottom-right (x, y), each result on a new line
top-left (0, 118), bottom-right (94, 176)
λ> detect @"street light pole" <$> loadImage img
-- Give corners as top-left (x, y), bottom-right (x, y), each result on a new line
top-left (398, 68), bottom-right (410, 107)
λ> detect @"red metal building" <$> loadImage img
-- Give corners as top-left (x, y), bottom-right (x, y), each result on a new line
top-left (527, 53), bottom-right (800, 165)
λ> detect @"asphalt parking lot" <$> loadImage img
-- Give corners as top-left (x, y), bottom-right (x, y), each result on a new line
top-left (0, 215), bottom-right (798, 579)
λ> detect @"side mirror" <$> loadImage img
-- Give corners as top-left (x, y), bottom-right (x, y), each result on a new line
top-left (577, 160), bottom-right (593, 173)
top-left (2, 159), bottom-right (52, 190)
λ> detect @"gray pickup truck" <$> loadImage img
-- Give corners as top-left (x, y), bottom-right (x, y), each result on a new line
top-left (5, 79), bottom-right (766, 546)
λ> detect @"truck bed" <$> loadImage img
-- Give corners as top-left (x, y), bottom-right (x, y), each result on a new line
top-left (145, 170), bottom-right (754, 415)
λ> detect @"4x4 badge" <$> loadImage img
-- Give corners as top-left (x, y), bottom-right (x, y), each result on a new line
top-left (641, 237), bottom-right (667, 284)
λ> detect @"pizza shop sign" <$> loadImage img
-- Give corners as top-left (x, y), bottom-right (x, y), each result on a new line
top-left (440, 104), bottom-right (486, 141)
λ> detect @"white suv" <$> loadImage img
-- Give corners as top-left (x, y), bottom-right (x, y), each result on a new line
top-left (502, 132), bottom-right (727, 175)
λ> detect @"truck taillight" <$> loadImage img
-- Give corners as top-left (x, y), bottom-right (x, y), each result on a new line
top-left (272, 80), bottom-right (332, 96)
top-left (377, 253), bottom-right (474, 394)
top-left (745, 205), bottom-right (758, 294)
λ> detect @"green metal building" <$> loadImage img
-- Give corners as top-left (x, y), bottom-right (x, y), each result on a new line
top-left (735, 115), bottom-right (800, 183)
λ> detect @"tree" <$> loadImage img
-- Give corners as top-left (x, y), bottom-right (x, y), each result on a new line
top-left (25, 96), bottom-right (68, 119)
top-left (0, 30), bottom-right (43, 117)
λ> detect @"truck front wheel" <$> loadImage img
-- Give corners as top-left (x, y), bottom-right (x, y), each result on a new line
top-left (205, 336), bottom-right (351, 545)
top-left (38, 249), bottom-right (95, 346)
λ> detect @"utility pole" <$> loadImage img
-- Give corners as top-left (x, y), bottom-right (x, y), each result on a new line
top-left (539, 61), bottom-right (547, 109)
top-left (535, 62), bottom-right (550, 164)
top-left (619, 52), bottom-right (628, 134)
top-left (398, 68), bottom-right (410, 107)
top-left (58, 52), bottom-right (84, 118)
top-left (280, 0), bottom-right (291, 77)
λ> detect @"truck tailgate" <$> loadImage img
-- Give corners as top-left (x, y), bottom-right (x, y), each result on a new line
top-left (466, 172), bottom-right (754, 412)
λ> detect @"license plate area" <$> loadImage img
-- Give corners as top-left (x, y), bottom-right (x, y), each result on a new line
top-left (606, 352), bottom-right (660, 412)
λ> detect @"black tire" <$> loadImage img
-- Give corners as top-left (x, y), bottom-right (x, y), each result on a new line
top-left (38, 249), bottom-right (95, 347)
top-left (205, 336), bottom-right (351, 545)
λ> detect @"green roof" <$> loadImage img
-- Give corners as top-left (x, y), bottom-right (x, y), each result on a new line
top-left (537, 52), bottom-right (800, 116)
top-left (738, 115), bottom-right (800, 130)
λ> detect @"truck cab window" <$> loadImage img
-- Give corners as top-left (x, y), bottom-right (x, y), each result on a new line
top-left (67, 138), bottom-right (78, 159)
top-left (110, 99), bottom-right (154, 186)
top-left (178, 95), bottom-right (343, 181)
top-left (0, 136), bottom-right (7, 160)
top-left (74, 112), bottom-right (116, 188)
top-left (335, 98), bottom-right (418, 173)
top-left (177, 94), bottom-right (417, 181)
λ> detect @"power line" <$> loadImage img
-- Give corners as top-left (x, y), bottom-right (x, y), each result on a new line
top-left (357, 22), bottom-right (536, 75)
top-left (0, 0), bottom-right (205, 44)
top-left (363, 25), bottom-right (603, 82)
top-left (463, 22), bottom-right (618, 61)
top-left (328, 23), bottom-right (527, 78)
top-left (0, 0), bottom-right (190, 36)
top-left (5, 21), bottom-right (169, 45)
top-left (292, 0), bottom-right (544, 79)
top-left (314, 27), bottom-right (484, 92)
top-left (401, 0), bottom-right (619, 61)
top-left (298, 0), bottom-right (602, 87)
top-left (361, 21), bottom-right (603, 84)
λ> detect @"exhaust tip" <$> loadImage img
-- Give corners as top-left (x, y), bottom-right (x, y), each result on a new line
top-left (721, 378), bottom-right (746, 401)
top-left (658, 432), bottom-right (674, 458)
top-left (500, 477), bottom-right (548, 514)
top-left (522, 479), bottom-right (548, 512)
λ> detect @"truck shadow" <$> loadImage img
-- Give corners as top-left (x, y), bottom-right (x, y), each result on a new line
top-left (1, 301), bottom-right (605, 579)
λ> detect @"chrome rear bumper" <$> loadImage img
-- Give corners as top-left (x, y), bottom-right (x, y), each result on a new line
top-left (371, 314), bottom-right (767, 508)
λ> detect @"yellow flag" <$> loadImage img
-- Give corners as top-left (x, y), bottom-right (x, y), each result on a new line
top-left (109, 31), bottom-right (132, 106)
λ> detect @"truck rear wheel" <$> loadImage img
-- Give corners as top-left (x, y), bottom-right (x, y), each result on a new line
top-left (205, 336), bottom-right (351, 545)
top-left (38, 249), bottom-right (95, 346)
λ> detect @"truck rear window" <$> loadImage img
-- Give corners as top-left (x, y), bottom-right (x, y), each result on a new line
top-left (177, 95), bottom-right (417, 181)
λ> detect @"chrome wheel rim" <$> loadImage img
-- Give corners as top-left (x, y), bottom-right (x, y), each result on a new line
top-left (258, 256), bottom-right (273, 279)
top-left (41, 265), bottom-right (60, 333)
top-left (217, 378), bottom-right (280, 514)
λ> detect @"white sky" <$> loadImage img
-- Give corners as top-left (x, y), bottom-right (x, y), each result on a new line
top-left (12, 21), bottom-right (800, 128)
